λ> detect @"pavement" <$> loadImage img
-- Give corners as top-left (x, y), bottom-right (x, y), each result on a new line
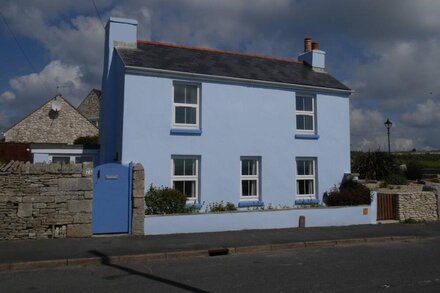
top-left (1, 222), bottom-right (440, 271)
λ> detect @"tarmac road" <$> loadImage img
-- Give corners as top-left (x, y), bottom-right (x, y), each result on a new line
top-left (1, 237), bottom-right (440, 292)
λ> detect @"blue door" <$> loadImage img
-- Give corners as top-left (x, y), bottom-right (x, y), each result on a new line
top-left (92, 163), bottom-right (132, 234)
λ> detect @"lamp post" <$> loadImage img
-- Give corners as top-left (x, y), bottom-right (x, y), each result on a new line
top-left (384, 118), bottom-right (392, 155)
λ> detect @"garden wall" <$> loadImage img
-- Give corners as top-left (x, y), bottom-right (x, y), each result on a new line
top-left (144, 192), bottom-right (377, 235)
top-left (0, 161), bottom-right (93, 240)
top-left (396, 191), bottom-right (438, 222)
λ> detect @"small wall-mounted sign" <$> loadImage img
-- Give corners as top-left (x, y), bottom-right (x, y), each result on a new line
top-left (363, 208), bottom-right (369, 215)
top-left (105, 175), bottom-right (119, 180)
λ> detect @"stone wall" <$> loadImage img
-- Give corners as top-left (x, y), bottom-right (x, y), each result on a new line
top-left (395, 192), bottom-right (438, 222)
top-left (0, 161), bottom-right (93, 240)
top-left (4, 95), bottom-right (98, 144)
top-left (131, 163), bottom-right (145, 235)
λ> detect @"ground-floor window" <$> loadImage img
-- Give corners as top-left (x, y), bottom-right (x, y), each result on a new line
top-left (51, 156), bottom-right (70, 164)
top-left (49, 155), bottom-right (94, 164)
top-left (296, 158), bottom-right (316, 198)
top-left (240, 157), bottom-right (260, 200)
top-left (171, 156), bottom-right (199, 201)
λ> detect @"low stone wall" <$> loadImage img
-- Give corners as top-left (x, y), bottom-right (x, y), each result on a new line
top-left (395, 192), bottom-right (438, 222)
top-left (0, 161), bottom-right (93, 240)
top-left (426, 183), bottom-right (440, 219)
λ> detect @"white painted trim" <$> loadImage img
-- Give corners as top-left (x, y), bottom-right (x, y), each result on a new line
top-left (295, 95), bottom-right (315, 133)
top-left (296, 158), bottom-right (316, 198)
top-left (31, 148), bottom-right (99, 155)
top-left (240, 158), bottom-right (260, 200)
top-left (171, 156), bottom-right (199, 202)
top-left (171, 82), bottom-right (200, 129)
top-left (48, 154), bottom-right (95, 164)
top-left (125, 66), bottom-right (353, 95)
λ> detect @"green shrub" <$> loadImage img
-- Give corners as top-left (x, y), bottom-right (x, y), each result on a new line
top-left (325, 180), bottom-right (371, 206)
top-left (406, 161), bottom-right (422, 180)
top-left (384, 174), bottom-right (408, 185)
top-left (209, 202), bottom-right (237, 212)
top-left (145, 185), bottom-right (191, 215)
top-left (403, 218), bottom-right (422, 224)
top-left (351, 150), bottom-right (397, 180)
top-left (73, 135), bottom-right (99, 146)
top-left (378, 182), bottom-right (389, 189)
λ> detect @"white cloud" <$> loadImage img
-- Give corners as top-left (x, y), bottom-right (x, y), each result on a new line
top-left (1, 60), bottom-right (90, 114)
top-left (0, 91), bottom-right (16, 103)
top-left (349, 107), bottom-right (425, 151)
top-left (400, 99), bottom-right (440, 127)
top-left (350, 108), bottom-right (384, 134)
top-left (0, 113), bottom-right (10, 132)
top-left (1, 0), bottom-right (440, 149)
top-left (393, 138), bottom-right (415, 151)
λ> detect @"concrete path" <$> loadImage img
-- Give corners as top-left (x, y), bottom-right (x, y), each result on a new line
top-left (1, 222), bottom-right (440, 271)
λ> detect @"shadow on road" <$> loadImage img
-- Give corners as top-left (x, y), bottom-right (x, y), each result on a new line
top-left (89, 250), bottom-right (209, 293)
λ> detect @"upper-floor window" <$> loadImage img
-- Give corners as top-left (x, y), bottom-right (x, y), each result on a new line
top-left (296, 95), bottom-right (315, 133)
top-left (296, 158), bottom-right (316, 198)
top-left (171, 156), bottom-right (199, 201)
top-left (173, 83), bottom-right (200, 128)
top-left (240, 157), bottom-right (260, 200)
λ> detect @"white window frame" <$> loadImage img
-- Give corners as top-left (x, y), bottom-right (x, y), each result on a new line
top-left (50, 155), bottom-right (73, 164)
top-left (240, 157), bottom-right (260, 200)
top-left (295, 94), bottom-right (315, 133)
top-left (296, 158), bottom-right (316, 199)
top-left (171, 156), bottom-right (199, 202)
top-left (172, 82), bottom-right (200, 129)
top-left (48, 154), bottom-right (95, 164)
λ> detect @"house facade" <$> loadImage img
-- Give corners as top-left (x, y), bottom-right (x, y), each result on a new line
top-left (100, 18), bottom-right (352, 207)
top-left (3, 94), bottom-right (99, 164)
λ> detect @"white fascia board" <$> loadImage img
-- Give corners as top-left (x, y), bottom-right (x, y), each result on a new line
top-left (125, 65), bottom-right (353, 96)
top-left (30, 148), bottom-right (99, 155)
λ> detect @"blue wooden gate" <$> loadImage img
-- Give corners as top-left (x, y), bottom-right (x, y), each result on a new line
top-left (92, 163), bottom-right (132, 234)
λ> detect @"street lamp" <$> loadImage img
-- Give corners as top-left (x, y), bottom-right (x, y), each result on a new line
top-left (384, 118), bottom-right (392, 154)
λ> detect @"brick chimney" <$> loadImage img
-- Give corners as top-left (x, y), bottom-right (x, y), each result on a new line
top-left (298, 38), bottom-right (325, 72)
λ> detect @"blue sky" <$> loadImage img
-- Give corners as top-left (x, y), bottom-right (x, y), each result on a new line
top-left (1, 0), bottom-right (439, 151)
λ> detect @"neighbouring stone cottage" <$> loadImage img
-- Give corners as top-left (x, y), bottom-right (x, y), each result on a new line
top-left (77, 89), bottom-right (101, 128)
top-left (4, 94), bottom-right (98, 144)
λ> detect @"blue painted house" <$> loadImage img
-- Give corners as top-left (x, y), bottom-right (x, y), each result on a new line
top-left (100, 18), bottom-right (352, 208)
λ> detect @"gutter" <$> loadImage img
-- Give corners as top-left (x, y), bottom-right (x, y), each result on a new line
top-left (124, 65), bottom-right (354, 96)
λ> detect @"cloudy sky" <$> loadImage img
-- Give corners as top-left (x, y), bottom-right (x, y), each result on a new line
top-left (1, 0), bottom-right (439, 151)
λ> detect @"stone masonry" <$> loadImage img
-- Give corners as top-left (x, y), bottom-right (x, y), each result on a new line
top-left (4, 95), bottom-right (98, 144)
top-left (395, 191), bottom-right (438, 222)
top-left (131, 163), bottom-right (145, 235)
top-left (0, 161), bottom-right (93, 240)
top-left (77, 89), bottom-right (101, 127)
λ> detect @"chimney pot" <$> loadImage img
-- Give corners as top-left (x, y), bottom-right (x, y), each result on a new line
top-left (304, 38), bottom-right (312, 52)
top-left (298, 38), bottom-right (326, 71)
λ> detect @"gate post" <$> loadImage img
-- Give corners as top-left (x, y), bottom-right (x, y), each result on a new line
top-left (131, 163), bottom-right (145, 235)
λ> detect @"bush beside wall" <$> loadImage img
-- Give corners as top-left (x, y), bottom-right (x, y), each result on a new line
top-left (325, 180), bottom-right (372, 206)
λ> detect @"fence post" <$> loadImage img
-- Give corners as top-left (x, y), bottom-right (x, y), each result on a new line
top-left (131, 163), bottom-right (145, 235)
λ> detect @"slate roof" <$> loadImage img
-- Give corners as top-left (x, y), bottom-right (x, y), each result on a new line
top-left (116, 41), bottom-right (350, 91)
